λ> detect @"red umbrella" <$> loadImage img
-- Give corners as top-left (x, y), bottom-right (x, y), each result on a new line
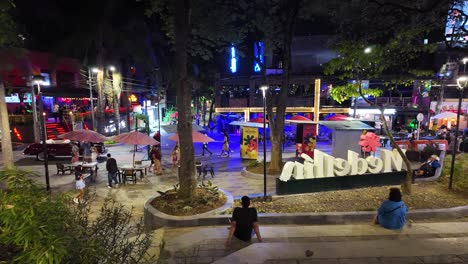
top-left (170, 112), bottom-right (179, 118)
top-left (168, 130), bottom-right (215, 143)
top-left (58, 129), bottom-right (106, 142)
top-left (288, 115), bottom-right (312, 121)
top-left (112, 131), bottom-right (160, 145)
top-left (112, 131), bottom-right (160, 165)
top-left (325, 114), bottom-right (349, 121)
top-left (250, 117), bottom-right (268, 123)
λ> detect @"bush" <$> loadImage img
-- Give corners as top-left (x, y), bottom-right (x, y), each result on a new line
top-left (440, 153), bottom-right (468, 193)
top-left (0, 168), bottom-right (155, 264)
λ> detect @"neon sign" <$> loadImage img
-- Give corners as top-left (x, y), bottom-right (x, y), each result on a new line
top-left (230, 46), bottom-right (237, 73)
top-left (253, 41), bottom-right (264, 72)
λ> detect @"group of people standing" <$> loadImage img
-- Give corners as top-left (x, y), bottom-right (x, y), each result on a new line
top-left (71, 141), bottom-right (99, 164)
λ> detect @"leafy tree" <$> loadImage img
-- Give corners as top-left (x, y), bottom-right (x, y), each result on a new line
top-left (238, 0), bottom-right (329, 174)
top-left (147, 0), bottom-right (245, 198)
top-left (324, 0), bottom-right (446, 194)
top-left (0, 0), bottom-right (17, 169)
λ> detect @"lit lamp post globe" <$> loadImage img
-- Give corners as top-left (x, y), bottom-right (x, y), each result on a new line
top-left (448, 76), bottom-right (467, 189)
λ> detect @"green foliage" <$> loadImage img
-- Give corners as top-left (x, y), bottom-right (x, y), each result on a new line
top-left (0, 168), bottom-right (155, 264)
top-left (147, 0), bottom-right (247, 60)
top-left (0, 169), bottom-right (69, 264)
top-left (198, 180), bottom-right (219, 197)
top-left (0, 0), bottom-right (17, 48)
top-left (163, 106), bottom-right (176, 122)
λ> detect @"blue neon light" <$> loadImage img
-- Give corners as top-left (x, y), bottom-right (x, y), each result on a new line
top-left (253, 41), bottom-right (264, 72)
top-left (230, 46), bottom-right (237, 73)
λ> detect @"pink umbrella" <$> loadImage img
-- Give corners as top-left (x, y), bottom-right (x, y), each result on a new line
top-left (58, 129), bottom-right (106, 142)
top-left (168, 130), bottom-right (215, 143)
top-left (325, 114), bottom-right (349, 121)
top-left (112, 131), bottom-right (160, 165)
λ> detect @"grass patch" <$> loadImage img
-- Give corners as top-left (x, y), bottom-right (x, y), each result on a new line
top-left (222, 181), bottom-right (468, 214)
top-left (440, 153), bottom-right (468, 193)
top-left (151, 182), bottom-right (227, 216)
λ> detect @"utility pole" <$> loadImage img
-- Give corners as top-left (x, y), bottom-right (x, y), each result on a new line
top-left (33, 75), bottom-right (50, 191)
top-left (88, 68), bottom-right (96, 131)
top-left (31, 81), bottom-right (40, 142)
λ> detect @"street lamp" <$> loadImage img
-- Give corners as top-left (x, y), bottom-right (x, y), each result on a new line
top-left (449, 76), bottom-right (467, 189)
top-left (260, 85), bottom-right (269, 198)
top-left (364, 47), bottom-right (372, 54)
top-left (33, 75), bottom-right (50, 191)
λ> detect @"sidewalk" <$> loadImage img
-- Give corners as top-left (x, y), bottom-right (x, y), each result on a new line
top-left (160, 222), bottom-right (468, 264)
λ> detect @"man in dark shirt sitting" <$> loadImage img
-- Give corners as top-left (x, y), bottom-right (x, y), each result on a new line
top-left (225, 196), bottom-right (263, 248)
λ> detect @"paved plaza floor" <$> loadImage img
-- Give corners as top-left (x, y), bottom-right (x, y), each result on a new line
top-left (2, 131), bottom-right (468, 263)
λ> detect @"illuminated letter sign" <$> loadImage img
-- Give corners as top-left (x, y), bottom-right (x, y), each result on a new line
top-left (279, 149), bottom-right (406, 182)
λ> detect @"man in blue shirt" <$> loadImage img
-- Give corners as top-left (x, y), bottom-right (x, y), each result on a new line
top-left (374, 188), bottom-right (408, 230)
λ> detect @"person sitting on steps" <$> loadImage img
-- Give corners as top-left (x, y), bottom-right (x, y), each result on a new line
top-left (373, 188), bottom-right (408, 230)
top-left (225, 196), bottom-right (262, 248)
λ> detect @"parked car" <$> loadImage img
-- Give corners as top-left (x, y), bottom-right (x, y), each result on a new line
top-left (23, 140), bottom-right (107, 161)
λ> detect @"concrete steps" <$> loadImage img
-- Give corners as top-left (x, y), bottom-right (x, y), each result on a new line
top-left (161, 222), bottom-right (468, 264)
top-left (45, 123), bottom-right (67, 140)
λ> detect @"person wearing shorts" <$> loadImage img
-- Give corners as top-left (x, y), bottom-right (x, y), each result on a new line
top-left (74, 165), bottom-right (86, 203)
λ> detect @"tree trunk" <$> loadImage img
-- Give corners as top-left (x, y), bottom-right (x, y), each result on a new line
top-left (208, 98), bottom-right (215, 126)
top-left (0, 81), bottom-right (14, 169)
top-left (175, 0), bottom-right (196, 199)
top-left (202, 98), bottom-right (207, 127)
top-left (268, 0), bottom-right (300, 174)
top-left (380, 112), bottom-right (413, 194)
top-left (113, 93), bottom-right (120, 134)
top-left (96, 69), bottom-right (105, 134)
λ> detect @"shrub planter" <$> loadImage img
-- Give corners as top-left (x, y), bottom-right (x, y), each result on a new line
top-left (144, 199), bottom-right (468, 230)
top-left (240, 167), bottom-right (280, 180)
top-left (144, 188), bottom-right (234, 230)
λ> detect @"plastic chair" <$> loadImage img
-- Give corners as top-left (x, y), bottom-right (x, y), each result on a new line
top-left (123, 169), bottom-right (137, 184)
top-left (56, 163), bottom-right (73, 175)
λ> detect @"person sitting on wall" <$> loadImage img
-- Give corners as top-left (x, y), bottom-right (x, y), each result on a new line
top-left (373, 188), bottom-right (408, 230)
top-left (414, 154), bottom-right (441, 178)
top-left (225, 196), bottom-right (262, 248)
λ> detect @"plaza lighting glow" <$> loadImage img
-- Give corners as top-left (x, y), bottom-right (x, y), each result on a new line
top-left (457, 76), bottom-right (468, 89)
top-left (109, 66), bottom-right (116, 72)
top-left (260, 85), bottom-right (268, 97)
top-left (92, 68), bottom-right (99, 73)
top-left (348, 108), bottom-right (396, 115)
top-left (364, 47), bottom-right (372, 54)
